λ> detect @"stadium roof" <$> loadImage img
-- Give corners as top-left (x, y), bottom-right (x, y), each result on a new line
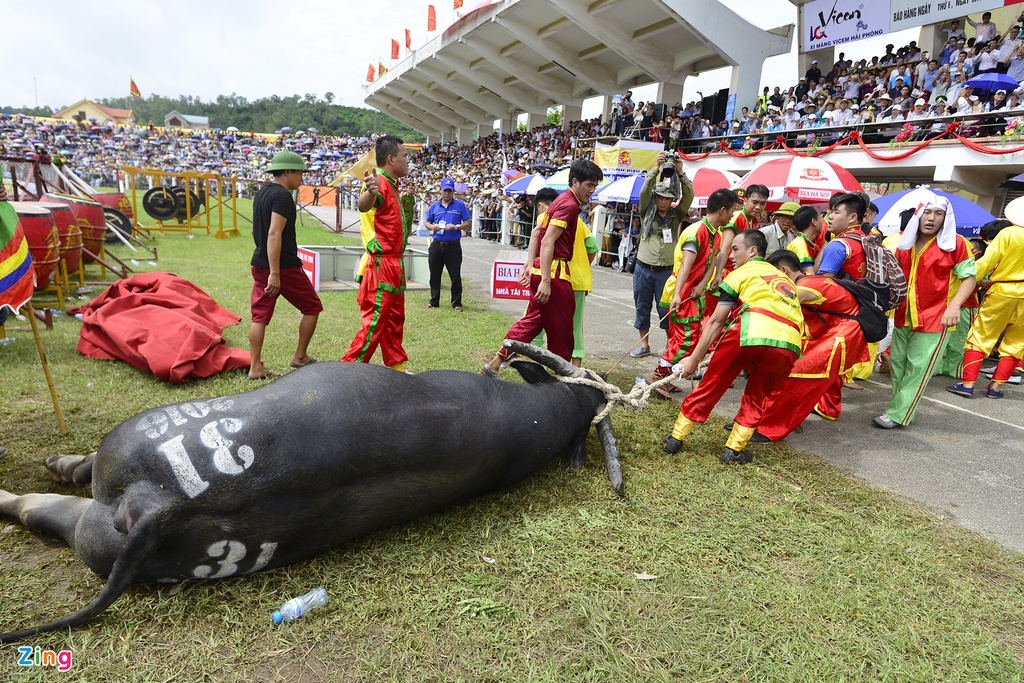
top-left (365, 0), bottom-right (793, 137)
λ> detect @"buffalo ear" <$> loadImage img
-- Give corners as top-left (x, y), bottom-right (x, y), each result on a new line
top-left (510, 360), bottom-right (557, 384)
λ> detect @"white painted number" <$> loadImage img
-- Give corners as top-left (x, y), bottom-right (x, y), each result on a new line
top-left (157, 435), bottom-right (210, 498)
top-left (192, 540), bottom-right (278, 578)
top-left (200, 419), bottom-right (256, 475)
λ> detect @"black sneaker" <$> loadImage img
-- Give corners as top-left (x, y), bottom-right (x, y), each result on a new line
top-left (720, 447), bottom-right (753, 464)
top-left (662, 435), bottom-right (683, 454)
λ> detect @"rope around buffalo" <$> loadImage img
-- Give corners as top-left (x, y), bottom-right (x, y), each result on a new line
top-left (558, 354), bottom-right (712, 425)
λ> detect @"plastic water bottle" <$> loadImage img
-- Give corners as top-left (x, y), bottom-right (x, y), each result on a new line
top-left (272, 587), bottom-right (328, 624)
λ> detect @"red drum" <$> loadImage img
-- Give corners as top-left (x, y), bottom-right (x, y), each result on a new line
top-left (90, 192), bottom-right (134, 221)
top-left (43, 193), bottom-right (106, 259)
top-left (37, 202), bottom-right (83, 273)
top-left (11, 202), bottom-right (59, 289)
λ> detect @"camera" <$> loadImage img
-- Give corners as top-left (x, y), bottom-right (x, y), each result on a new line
top-left (661, 150), bottom-right (680, 179)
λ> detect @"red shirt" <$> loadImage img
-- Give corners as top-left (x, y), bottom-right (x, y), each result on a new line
top-left (537, 188), bottom-right (584, 261)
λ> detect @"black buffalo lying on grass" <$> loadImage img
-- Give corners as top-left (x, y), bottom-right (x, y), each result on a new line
top-left (0, 341), bottom-right (623, 642)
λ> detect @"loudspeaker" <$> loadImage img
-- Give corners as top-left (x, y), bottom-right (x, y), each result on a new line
top-left (651, 103), bottom-right (667, 122)
top-left (701, 95), bottom-right (717, 123)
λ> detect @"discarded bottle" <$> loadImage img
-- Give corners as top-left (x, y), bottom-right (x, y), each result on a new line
top-left (272, 586), bottom-right (328, 624)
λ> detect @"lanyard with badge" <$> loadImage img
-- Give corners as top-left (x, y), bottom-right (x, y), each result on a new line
top-left (661, 213), bottom-right (673, 244)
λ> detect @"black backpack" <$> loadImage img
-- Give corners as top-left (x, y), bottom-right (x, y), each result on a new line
top-left (806, 278), bottom-right (889, 343)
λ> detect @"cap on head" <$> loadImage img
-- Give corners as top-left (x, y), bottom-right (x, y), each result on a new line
top-left (774, 201), bottom-right (800, 217)
top-left (653, 182), bottom-right (676, 199)
top-left (915, 98), bottom-right (926, 106)
top-left (266, 151), bottom-right (307, 172)
top-left (440, 177), bottom-right (456, 190)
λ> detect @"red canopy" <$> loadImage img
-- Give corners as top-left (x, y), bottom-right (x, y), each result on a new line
top-left (71, 272), bottom-right (250, 383)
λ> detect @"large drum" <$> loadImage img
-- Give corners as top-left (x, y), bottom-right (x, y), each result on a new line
top-left (37, 201), bottom-right (83, 274)
top-left (43, 193), bottom-right (106, 260)
top-left (11, 202), bottom-right (59, 289)
top-left (90, 192), bottom-right (134, 221)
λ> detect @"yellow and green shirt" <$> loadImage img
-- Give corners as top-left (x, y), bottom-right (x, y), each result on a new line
top-left (718, 257), bottom-right (803, 354)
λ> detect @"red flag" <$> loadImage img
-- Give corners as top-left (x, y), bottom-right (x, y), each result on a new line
top-left (454, 0), bottom-right (463, 8)
top-left (366, 63), bottom-right (375, 83)
top-left (129, 77), bottom-right (141, 98)
top-left (391, 39), bottom-right (399, 60)
top-left (427, 5), bottom-right (436, 31)
top-left (378, 61), bottom-right (388, 78)
top-left (405, 29), bottom-right (411, 49)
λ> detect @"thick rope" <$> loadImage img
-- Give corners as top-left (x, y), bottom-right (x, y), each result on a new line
top-left (557, 354), bottom-right (712, 424)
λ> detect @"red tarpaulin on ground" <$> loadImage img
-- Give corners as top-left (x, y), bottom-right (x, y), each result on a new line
top-left (71, 272), bottom-right (250, 383)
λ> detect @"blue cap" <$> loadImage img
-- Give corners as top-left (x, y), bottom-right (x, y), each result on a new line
top-left (440, 177), bottom-right (455, 190)
top-left (272, 611), bottom-right (284, 624)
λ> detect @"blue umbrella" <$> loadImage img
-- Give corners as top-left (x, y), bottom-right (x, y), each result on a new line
top-left (874, 186), bottom-right (996, 238)
top-left (590, 174), bottom-right (648, 205)
top-left (503, 173), bottom-right (546, 196)
top-left (966, 72), bottom-right (1019, 93)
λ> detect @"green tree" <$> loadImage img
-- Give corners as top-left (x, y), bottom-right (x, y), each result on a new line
top-left (546, 106), bottom-right (562, 126)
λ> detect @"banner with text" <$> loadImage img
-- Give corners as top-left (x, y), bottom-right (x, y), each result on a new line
top-left (491, 258), bottom-right (530, 300)
top-left (890, 0), bottom-right (1024, 32)
top-left (802, 0), bottom-right (890, 52)
top-left (297, 247), bottom-right (321, 292)
top-left (593, 140), bottom-right (662, 183)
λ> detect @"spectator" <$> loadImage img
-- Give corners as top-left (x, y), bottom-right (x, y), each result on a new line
top-left (806, 59), bottom-right (822, 83)
top-left (967, 12), bottom-right (998, 44)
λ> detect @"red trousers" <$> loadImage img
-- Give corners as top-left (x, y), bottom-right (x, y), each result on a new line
top-left (499, 272), bottom-right (576, 362)
top-left (656, 316), bottom-right (701, 375)
top-left (759, 355), bottom-right (844, 441)
top-left (681, 326), bottom-right (798, 429)
top-left (342, 255), bottom-right (407, 366)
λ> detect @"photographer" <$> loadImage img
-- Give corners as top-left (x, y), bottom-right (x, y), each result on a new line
top-left (629, 151), bottom-right (693, 357)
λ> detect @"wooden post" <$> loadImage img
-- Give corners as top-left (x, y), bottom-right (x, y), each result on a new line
top-left (26, 302), bottom-right (67, 434)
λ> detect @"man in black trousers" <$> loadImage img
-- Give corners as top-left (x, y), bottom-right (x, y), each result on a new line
top-left (423, 177), bottom-right (472, 311)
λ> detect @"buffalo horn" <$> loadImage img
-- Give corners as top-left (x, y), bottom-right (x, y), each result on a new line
top-left (595, 417), bottom-right (625, 496)
top-left (503, 340), bottom-right (585, 378)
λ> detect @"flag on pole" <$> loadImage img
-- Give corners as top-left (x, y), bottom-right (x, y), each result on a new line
top-left (0, 203), bottom-right (36, 317)
top-left (391, 39), bottom-right (399, 60)
top-left (405, 29), bottom-right (411, 50)
top-left (378, 61), bottom-right (388, 78)
top-left (129, 77), bottom-right (141, 98)
top-left (454, 0), bottom-right (463, 8)
top-left (366, 63), bottom-right (376, 83)
top-left (427, 5), bottom-right (436, 31)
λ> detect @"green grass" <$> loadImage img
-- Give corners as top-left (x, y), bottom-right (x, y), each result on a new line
top-left (2, 206), bottom-right (1024, 681)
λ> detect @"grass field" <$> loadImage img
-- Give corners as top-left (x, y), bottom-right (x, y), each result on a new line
top-left (1, 201), bottom-right (1023, 681)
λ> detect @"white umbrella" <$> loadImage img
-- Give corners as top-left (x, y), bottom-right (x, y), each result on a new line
top-left (590, 175), bottom-right (648, 205)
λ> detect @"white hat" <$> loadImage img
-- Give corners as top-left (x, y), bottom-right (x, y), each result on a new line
top-left (1005, 195), bottom-right (1024, 226)
top-left (851, 103), bottom-right (860, 110)
top-left (915, 98), bottom-right (926, 106)
top-left (970, 95), bottom-right (980, 101)
top-left (812, 59), bottom-right (818, 64)
top-left (786, 102), bottom-right (795, 109)
top-left (996, 89), bottom-right (1007, 95)
top-left (823, 110), bottom-right (834, 118)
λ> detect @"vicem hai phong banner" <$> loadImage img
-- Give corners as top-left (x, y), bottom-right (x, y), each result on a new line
top-left (593, 140), bottom-right (662, 182)
top-left (803, 0), bottom-right (1024, 52)
top-left (802, 0), bottom-right (889, 52)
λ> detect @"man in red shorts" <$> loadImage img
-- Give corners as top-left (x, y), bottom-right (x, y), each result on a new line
top-left (248, 151), bottom-right (323, 380)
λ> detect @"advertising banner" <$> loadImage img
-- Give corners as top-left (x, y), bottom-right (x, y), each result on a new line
top-left (297, 246), bottom-right (321, 292)
top-left (889, 0), bottom-right (1020, 33)
top-left (593, 140), bottom-right (662, 182)
top-left (490, 259), bottom-right (530, 300)
top-left (801, 0), bottom-right (890, 51)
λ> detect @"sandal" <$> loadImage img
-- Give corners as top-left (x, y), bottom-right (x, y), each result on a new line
top-left (480, 364), bottom-right (499, 378)
top-left (290, 357), bottom-right (318, 369)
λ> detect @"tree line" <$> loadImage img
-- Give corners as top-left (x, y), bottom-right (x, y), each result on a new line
top-left (2, 93), bottom-right (425, 141)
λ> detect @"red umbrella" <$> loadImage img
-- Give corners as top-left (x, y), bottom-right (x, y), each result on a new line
top-left (692, 168), bottom-right (741, 208)
top-left (738, 157), bottom-right (862, 205)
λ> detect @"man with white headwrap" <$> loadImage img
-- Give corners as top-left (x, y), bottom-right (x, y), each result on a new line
top-left (874, 192), bottom-right (977, 429)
